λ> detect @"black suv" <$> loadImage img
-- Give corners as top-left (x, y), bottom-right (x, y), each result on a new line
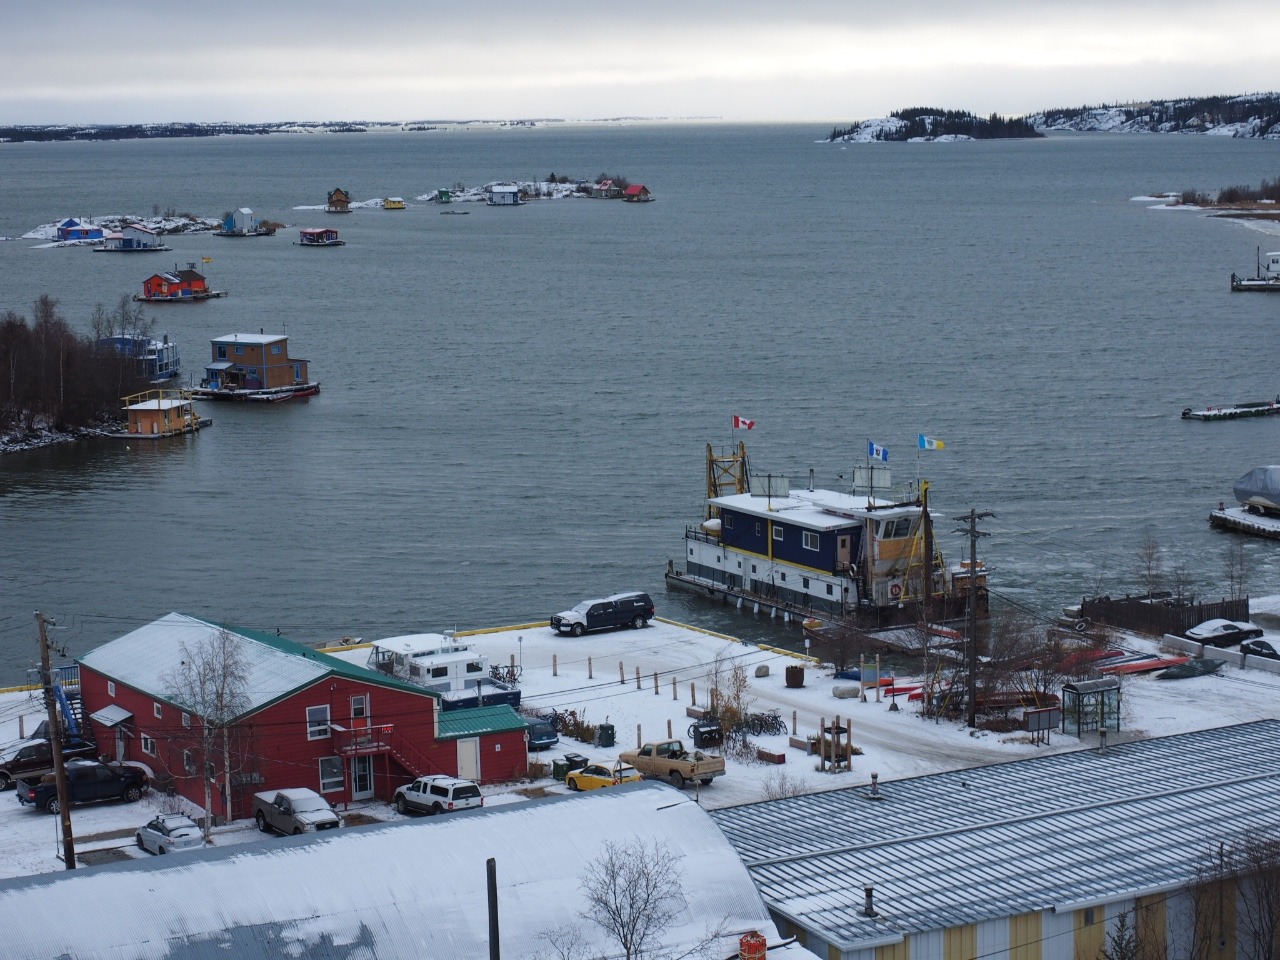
top-left (18, 759), bottom-right (148, 814)
top-left (550, 591), bottom-right (655, 636)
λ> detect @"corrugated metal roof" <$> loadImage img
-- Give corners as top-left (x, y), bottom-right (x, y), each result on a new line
top-left (711, 720), bottom-right (1280, 949)
top-left (437, 703), bottom-right (528, 738)
top-left (78, 613), bottom-right (432, 718)
top-left (0, 782), bottom-right (811, 960)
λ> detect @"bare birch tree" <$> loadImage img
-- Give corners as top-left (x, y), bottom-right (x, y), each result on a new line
top-left (581, 839), bottom-right (686, 960)
top-left (162, 628), bottom-right (251, 840)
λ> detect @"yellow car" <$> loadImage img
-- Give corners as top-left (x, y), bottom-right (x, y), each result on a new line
top-left (565, 762), bottom-right (643, 792)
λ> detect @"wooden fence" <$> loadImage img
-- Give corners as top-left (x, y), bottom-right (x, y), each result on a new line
top-left (1078, 594), bottom-right (1250, 637)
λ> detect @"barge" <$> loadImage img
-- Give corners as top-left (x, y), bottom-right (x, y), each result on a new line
top-left (665, 443), bottom-right (987, 632)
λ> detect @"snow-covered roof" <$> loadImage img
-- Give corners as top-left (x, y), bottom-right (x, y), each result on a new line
top-left (369, 633), bottom-right (465, 657)
top-left (0, 782), bottom-right (808, 960)
top-left (712, 720), bottom-right (1280, 950)
top-left (123, 397), bottom-right (190, 411)
top-left (210, 333), bottom-right (286, 345)
top-left (711, 488), bottom-right (917, 530)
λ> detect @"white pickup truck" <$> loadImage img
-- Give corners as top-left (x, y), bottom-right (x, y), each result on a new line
top-left (253, 788), bottom-right (343, 835)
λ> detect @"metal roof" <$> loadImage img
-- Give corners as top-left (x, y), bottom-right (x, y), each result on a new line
top-left (436, 704), bottom-right (527, 739)
top-left (78, 613), bottom-right (431, 718)
top-left (711, 720), bottom-right (1280, 950)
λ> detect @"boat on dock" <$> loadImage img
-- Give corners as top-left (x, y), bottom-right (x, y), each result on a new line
top-left (1209, 465), bottom-right (1280, 539)
top-left (365, 633), bottom-right (521, 711)
top-left (1231, 248), bottom-right (1280, 291)
top-left (665, 442), bottom-right (986, 632)
top-left (1182, 399), bottom-right (1280, 421)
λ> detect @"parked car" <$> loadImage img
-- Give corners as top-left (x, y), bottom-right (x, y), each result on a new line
top-left (1241, 638), bottom-right (1280, 661)
top-left (17, 759), bottom-right (148, 814)
top-left (565, 762), bottom-right (643, 792)
top-left (393, 775), bottom-right (483, 815)
top-left (550, 591), bottom-right (655, 637)
top-left (253, 788), bottom-right (343, 835)
top-left (1185, 619), bottom-right (1264, 646)
top-left (136, 813), bottom-right (206, 855)
top-left (0, 737), bottom-right (98, 791)
top-left (525, 719), bottom-right (559, 751)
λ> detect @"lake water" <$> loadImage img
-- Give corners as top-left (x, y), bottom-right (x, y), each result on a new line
top-left (2, 123), bottom-right (1280, 685)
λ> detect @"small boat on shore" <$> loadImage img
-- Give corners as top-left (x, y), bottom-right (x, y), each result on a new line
top-left (1182, 399), bottom-right (1280, 421)
top-left (1231, 248), bottom-right (1280, 291)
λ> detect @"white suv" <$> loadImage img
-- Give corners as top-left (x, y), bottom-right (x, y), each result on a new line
top-left (393, 775), bottom-right (483, 815)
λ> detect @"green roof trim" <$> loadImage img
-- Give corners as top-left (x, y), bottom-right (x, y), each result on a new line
top-left (437, 704), bottom-right (528, 739)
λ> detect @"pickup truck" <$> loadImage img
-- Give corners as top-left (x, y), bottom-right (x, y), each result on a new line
top-left (18, 759), bottom-right (147, 814)
top-left (253, 788), bottom-right (343, 835)
top-left (617, 739), bottom-right (726, 789)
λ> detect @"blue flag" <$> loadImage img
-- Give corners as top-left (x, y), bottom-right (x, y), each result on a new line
top-left (918, 434), bottom-right (945, 450)
top-left (868, 441), bottom-right (889, 462)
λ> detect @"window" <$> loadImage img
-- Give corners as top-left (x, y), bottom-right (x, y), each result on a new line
top-left (107, 681), bottom-right (115, 698)
top-left (153, 702), bottom-right (162, 719)
top-left (271, 344), bottom-right (282, 355)
top-left (826, 584), bottom-right (834, 595)
top-left (306, 705), bottom-right (331, 740)
top-left (802, 531), bottom-right (819, 551)
top-left (141, 735), bottom-right (156, 757)
top-left (755, 522), bottom-right (762, 537)
top-left (181, 712), bottom-right (191, 728)
top-left (351, 694), bottom-right (368, 720)
top-left (780, 572), bottom-right (787, 581)
top-left (802, 577), bottom-right (810, 589)
top-left (319, 756), bottom-right (344, 793)
top-left (724, 515), bottom-right (733, 529)
top-left (431, 666), bottom-right (449, 678)
top-left (772, 526), bottom-right (784, 542)
top-left (466, 661), bottom-right (483, 674)
top-left (216, 345), bottom-right (227, 360)
top-left (183, 750), bottom-right (195, 774)
top-left (234, 345), bottom-right (244, 356)
top-left (751, 564), bottom-right (757, 574)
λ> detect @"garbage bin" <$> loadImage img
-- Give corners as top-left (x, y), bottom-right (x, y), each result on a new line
top-left (563, 753), bottom-right (589, 773)
top-left (690, 719), bottom-right (722, 749)
top-left (595, 722), bottom-right (616, 748)
top-left (552, 758), bottom-right (571, 781)
top-left (785, 664), bottom-right (805, 688)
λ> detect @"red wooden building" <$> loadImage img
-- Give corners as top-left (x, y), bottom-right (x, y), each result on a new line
top-left (138, 263), bottom-right (216, 300)
top-left (78, 613), bottom-right (529, 823)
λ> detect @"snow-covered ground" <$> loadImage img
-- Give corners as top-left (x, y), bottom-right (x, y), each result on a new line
top-left (2, 611), bottom-right (1278, 881)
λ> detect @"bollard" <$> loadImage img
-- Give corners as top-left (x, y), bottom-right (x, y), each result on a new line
top-left (875, 655), bottom-right (882, 703)
top-left (588, 656), bottom-right (593, 680)
top-left (792, 710), bottom-right (797, 736)
top-left (691, 681), bottom-right (697, 706)
top-left (552, 653), bottom-right (558, 677)
top-left (653, 671), bottom-right (659, 695)
top-left (509, 653), bottom-right (516, 668)
top-left (635, 666), bottom-right (641, 690)
top-left (672, 677), bottom-right (677, 700)
top-left (620, 662), bottom-right (625, 685)
top-left (637, 724), bottom-right (642, 749)
top-left (666, 718), bottom-right (673, 739)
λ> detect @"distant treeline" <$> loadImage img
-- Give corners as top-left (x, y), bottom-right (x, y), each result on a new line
top-left (1, 297), bottom-right (152, 436)
top-left (0, 123), bottom-right (276, 143)
top-left (1183, 176), bottom-right (1280, 206)
top-left (827, 108), bottom-right (1042, 142)
top-left (1039, 93), bottom-right (1280, 135)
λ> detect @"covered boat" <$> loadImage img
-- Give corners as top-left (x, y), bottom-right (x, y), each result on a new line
top-left (1233, 466), bottom-right (1280, 515)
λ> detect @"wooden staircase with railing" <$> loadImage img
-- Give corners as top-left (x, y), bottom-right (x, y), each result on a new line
top-left (330, 723), bottom-right (447, 780)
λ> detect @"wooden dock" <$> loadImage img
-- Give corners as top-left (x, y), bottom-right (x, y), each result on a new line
top-left (1182, 400), bottom-right (1280, 421)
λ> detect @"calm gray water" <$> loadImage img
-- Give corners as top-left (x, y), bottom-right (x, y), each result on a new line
top-left (2, 124), bottom-right (1279, 684)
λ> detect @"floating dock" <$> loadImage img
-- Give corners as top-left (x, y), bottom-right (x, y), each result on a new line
top-left (1209, 505), bottom-right (1280, 540)
top-left (1182, 400), bottom-right (1280, 421)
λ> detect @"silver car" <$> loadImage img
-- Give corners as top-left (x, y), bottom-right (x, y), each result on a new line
top-left (135, 813), bottom-right (206, 855)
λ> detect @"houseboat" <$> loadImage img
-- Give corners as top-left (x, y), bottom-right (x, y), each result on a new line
top-left (96, 334), bottom-right (181, 382)
top-left (118, 388), bottom-right (208, 438)
top-left (487, 185), bottom-right (524, 206)
top-left (132, 263), bottom-right (227, 302)
top-left (1210, 465), bottom-right (1280, 539)
top-left (622, 184), bottom-right (654, 202)
top-left (214, 207), bottom-right (275, 237)
top-left (665, 443), bottom-right (986, 631)
top-left (383, 197), bottom-right (406, 210)
top-left (365, 634), bottom-right (521, 711)
top-left (296, 227), bottom-right (345, 247)
top-left (96, 223), bottom-right (171, 253)
top-left (326, 188), bottom-right (352, 213)
top-left (1231, 248), bottom-right (1280, 292)
top-left (188, 332), bottom-right (320, 402)
top-left (55, 218), bottom-right (104, 243)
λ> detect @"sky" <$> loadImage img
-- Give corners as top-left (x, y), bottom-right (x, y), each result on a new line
top-left (3, 2), bottom-right (1276, 125)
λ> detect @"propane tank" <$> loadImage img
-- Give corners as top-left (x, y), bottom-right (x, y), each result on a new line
top-left (739, 930), bottom-right (768, 959)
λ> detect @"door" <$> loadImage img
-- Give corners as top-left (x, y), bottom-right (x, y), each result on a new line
top-left (350, 755), bottom-right (373, 800)
top-left (457, 738), bottom-right (481, 781)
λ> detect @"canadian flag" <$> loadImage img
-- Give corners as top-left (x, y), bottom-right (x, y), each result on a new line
top-left (733, 415), bottom-right (756, 430)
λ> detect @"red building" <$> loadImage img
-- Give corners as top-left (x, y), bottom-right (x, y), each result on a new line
top-left (137, 263), bottom-right (218, 301)
top-left (78, 613), bottom-right (528, 823)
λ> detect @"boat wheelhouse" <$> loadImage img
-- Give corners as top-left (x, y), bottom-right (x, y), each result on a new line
top-left (665, 443), bottom-right (985, 629)
top-left (296, 227), bottom-right (345, 247)
top-left (366, 634), bottom-right (520, 711)
top-left (1231, 248), bottom-right (1280, 292)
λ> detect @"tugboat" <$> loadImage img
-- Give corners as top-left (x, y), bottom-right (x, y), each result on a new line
top-left (665, 443), bottom-right (986, 631)
top-left (1230, 248), bottom-right (1280, 291)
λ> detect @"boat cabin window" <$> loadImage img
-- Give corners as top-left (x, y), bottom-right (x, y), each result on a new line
top-left (466, 661), bottom-right (483, 674)
top-left (723, 515), bottom-right (733, 529)
top-left (802, 531), bottom-right (819, 550)
top-left (878, 518), bottom-right (913, 539)
top-left (755, 522), bottom-right (762, 536)
top-left (430, 666), bottom-right (449, 679)
top-left (772, 526), bottom-right (784, 542)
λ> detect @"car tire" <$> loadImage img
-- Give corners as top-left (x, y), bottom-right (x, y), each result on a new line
top-left (123, 785), bottom-right (142, 803)
top-left (46, 797), bottom-right (60, 815)
top-left (570, 623), bottom-right (586, 637)
top-left (293, 827), bottom-right (303, 836)
top-left (632, 615), bottom-right (647, 629)
top-left (158, 846), bottom-right (167, 854)
top-left (567, 778), bottom-right (580, 791)
top-left (395, 795), bottom-right (409, 814)
top-left (136, 834), bottom-right (146, 851)
top-left (669, 772), bottom-right (686, 789)
top-left (698, 777), bottom-right (713, 787)
top-left (0, 772), bottom-right (11, 791)
top-left (256, 811), bottom-right (270, 833)
top-left (429, 803), bottom-right (444, 816)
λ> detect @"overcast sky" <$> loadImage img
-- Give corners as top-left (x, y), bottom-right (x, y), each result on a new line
top-left (4, 2), bottom-right (1274, 125)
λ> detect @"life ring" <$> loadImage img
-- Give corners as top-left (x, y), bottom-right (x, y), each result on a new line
top-left (1073, 619), bottom-right (1088, 634)
top-left (889, 583), bottom-right (902, 599)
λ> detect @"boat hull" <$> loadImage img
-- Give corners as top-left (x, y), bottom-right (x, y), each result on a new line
top-left (132, 291), bottom-right (227, 303)
top-left (1231, 273), bottom-right (1280, 292)
top-left (190, 383), bottom-right (320, 403)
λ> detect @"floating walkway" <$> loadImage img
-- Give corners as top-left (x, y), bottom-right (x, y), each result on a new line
top-left (1182, 400), bottom-right (1280, 421)
top-left (1209, 505), bottom-right (1280, 540)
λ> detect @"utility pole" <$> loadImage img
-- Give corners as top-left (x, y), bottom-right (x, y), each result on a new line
top-left (36, 611), bottom-right (76, 870)
top-left (952, 510), bottom-right (993, 730)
